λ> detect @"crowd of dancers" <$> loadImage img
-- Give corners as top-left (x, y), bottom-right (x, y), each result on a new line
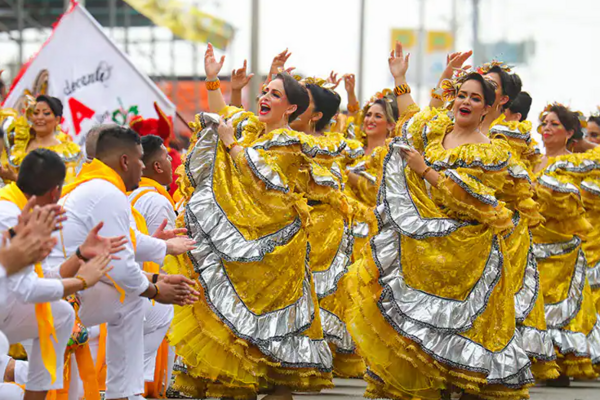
top-left (0, 41), bottom-right (600, 400)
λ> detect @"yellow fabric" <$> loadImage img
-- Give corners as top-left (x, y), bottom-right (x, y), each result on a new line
top-left (4, 113), bottom-right (83, 184)
top-left (168, 107), bottom-right (347, 397)
top-left (532, 153), bottom-right (599, 378)
top-left (137, 177), bottom-right (176, 209)
top-left (346, 108), bottom-right (531, 399)
top-left (96, 324), bottom-right (108, 391)
top-left (61, 159), bottom-right (127, 302)
top-left (0, 183), bottom-right (58, 384)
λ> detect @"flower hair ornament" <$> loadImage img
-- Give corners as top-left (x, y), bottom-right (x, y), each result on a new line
top-left (301, 76), bottom-right (338, 93)
top-left (477, 60), bottom-right (512, 74)
top-left (433, 68), bottom-right (471, 104)
top-left (537, 102), bottom-right (588, 133)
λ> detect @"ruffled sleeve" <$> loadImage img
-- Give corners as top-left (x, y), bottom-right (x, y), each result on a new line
top-left (404, 107), bottom-right (452, 154)
top-left (534, 172), bottom-right (592, 239)
top-left (434, 167), bottom-right (514, 231)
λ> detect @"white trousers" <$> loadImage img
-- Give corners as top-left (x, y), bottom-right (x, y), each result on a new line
top-left (0, 383), bottom-right (24, 399)
top-left (0, 300), bottom-right (74, 391)
top-left (77, 282), bottom-right (174, 399)
top-left (142, 300), bottom-right (173, 381)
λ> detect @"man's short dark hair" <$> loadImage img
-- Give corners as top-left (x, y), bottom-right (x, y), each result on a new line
top-left (95, 126), bottom-right (141, 160)
top-left (141, 135), bottom-right (164, 165)
top-left (17, 149), bottom-right (66, 196)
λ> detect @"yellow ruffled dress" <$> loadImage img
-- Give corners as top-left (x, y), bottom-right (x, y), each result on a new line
top-left (532, 152), bottom-right (600, 378)
top-left (489, 115), bottom-right (561, 381)
top-left (300, 131), bottom-right (369, 378)
top-left (346, 107), bottom-right (534, 400)
top-left (165, 107), bottom-right (368, 399)
top-left (0, 108), bottom-right (83, 183)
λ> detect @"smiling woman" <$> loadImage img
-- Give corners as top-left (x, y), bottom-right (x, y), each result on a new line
top-left (0, 95), bottom-right (83, 184)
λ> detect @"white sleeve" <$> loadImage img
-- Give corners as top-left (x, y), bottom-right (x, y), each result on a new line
top-left (7, 267), bottom-right (64, 304)
top-left (144, 194), bottom-right (176, 234)
top-left (91, 192), bottom-right (150, 296)
top-left (134, 230), bottom-right (168, 264)
top-left (0, 265), bottom-right (5, 279)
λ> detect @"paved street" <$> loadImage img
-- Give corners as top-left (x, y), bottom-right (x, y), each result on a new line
top-left (160, 378), bottom-right (600, 399)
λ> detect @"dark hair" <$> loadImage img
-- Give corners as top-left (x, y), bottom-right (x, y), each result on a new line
top-left (275, 73), bottom-right (310, 122)
top-left (306, 84), bottom-right (341, 132)
top-left (96, 126), bottom-right (141, 160)
top-left (508, 92), bottom-right (532, 122)
top-left (461, 72), bottom-right (496, 107)
top-left (141, 135), bottom-right (165, 165)
top-left (36, 95), bottom-right (63, 118)
top-left (17, 149), bottom-right (66, 196)
top-left (543, 104), bottom-right (584, 142)
top-left (588, 115), bottom-right (600, 127)
top-left (485, 66), bottom-right (522, 109)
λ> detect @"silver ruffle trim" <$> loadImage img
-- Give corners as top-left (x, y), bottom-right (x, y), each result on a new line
top-left (588, 261), bottom-right (600, 289)
top-left (508, 164), bottom-right (532, 183)
top-left (313, 225), bottom-right (354, 299)
top-left (545, 159), bottom-right (600, 174)
top-left (320, 308), bottom-right (356, 353)
top-left (537, 174), bottom-right (580, 195)
top-left (514, 241), bottom-right (539, 323)
top-left (183, 113), bottom-right (333, 370)
top-left (370, 137), bottom-right (533, 385)
top-left (518, 326), bottom-right (556, 361)
top-left (581, 180), bottom-right (600, 197)
top-left (489, 124), bottom-right (531, 142)
top-left (245, 147), bottom-right (289, 192)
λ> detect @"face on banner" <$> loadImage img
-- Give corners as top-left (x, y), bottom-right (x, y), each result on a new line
top-left (2, 4), bottom-right (175, 146)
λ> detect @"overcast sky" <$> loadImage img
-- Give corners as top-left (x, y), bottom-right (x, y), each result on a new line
top-left (2, 0), bottom-right (599, 128)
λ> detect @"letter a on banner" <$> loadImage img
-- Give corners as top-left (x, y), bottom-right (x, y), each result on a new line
top-left (68, 97), bottom-right (95, 135)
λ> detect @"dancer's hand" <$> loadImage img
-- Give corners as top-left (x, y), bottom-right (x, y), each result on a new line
top-left (0, 225), bottom-right (56, 274)
top-left (79, 222), bottom-right (128, 260)
top-left (166, 236), bottom-right (196, 256)
top-left (389, 41), bottom-right (411, 82)
top-left (152, 219), bottom-right (187, 240)
top-left (155, 275), bottom-right (200, 306)
top-left (205, 43), bottom-right (225, 81)
top-left (400, 147), bottom-right (428, 176)
top-left (268, 49), bottom-right (293, 80)
top-left (343, 74), bottom-right (356, 95)
top-left (231, 60), bottom-right (254, 90)
top-left (327, 71), bottom-right (342, 90)
top-left (0, 165), bottom-right (17, 182)
top-left (77, 253), bottom-right (113, 288)
top-left (217, 118), bottom-right (236, 146)
top-left (445, 51), bottom-right (472, 76)
top-left (24, 203), bottom-right (67, 236)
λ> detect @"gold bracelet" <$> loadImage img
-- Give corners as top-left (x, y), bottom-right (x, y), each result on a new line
top-left (421, 166), bottom-right (432, 179)
top-left (394, 83), bottom-right (411, 97)
top-left (347, 102), bottom-right (360, 113)
top-left (75, 275), bottom-right (88, 290)
top-left (206, 78), bottom-right (221, 91)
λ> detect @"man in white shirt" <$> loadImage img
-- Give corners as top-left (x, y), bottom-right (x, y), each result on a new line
top-left (0, 149), bottom-right (114, 400)
top-left (48, 126), bottom-right (197, 400)
top-left (129, 135), bottom-right (177, 233)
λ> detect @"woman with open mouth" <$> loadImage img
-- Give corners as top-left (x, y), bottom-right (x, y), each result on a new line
top-left (529, 104), bottom-right (600, 385)
top-left (164, 43), bottom-right (367, 400)
top-left (345, 41), bottom-right (535, 400)
top-left (0, 95), bottom-right (83, 184)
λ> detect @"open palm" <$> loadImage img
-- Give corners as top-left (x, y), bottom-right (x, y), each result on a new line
top-left (80, 222), bottom-right (127, 260)
top-left (205, 43), bottom-right (225, 80)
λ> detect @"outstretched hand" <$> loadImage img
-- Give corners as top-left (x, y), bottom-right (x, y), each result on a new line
top-left (445, 51), bottom-right (473, 75)
top-left (389, 41), bottom-right (411, 81)
top-left (205, 43), bottom-right (225, 80)
top-left (231, 59), bottom-right (255, 90)
top-left (268, 49), bottom-right (293, 80)
top-left (152, 219), bottom-right (188, 240)
top-left (327, 71), bottom-right (342, 90)
top-left (80, 222), bottom-right (128, 260)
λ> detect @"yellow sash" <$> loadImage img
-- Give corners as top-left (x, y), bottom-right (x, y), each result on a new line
top-left (138, 177), bottom-right (176, 209)
top-left (0, 183), bottom-right (58, 383)
top-left (61, 159), bottom-right (128, 302)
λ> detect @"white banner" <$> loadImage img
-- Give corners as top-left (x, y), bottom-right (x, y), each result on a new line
top-left (2, 1), bottom-right (175, 145)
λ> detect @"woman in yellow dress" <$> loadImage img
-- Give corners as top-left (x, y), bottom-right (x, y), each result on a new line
top-left (0, 95), bottom-right (82, 183)
top-left (166, 44), bottom-right (365, 400)
top-left (531, 104), bottom-right (600, 384)
top-left (346, 42), bottom-right (534, 400)
top-left (287, 78), bottom-right (367, 379)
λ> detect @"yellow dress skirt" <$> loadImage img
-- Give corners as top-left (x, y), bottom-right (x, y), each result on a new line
top-left (532, 156), bottom-right (600, 378)
top-left (165, 109), bottom-right (366, 399)
top-left (489, 115), bottom-right (560, 381)
top-left (346, 108), bottom-right (534, 400)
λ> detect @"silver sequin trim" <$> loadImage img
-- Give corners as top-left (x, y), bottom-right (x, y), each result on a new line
top-left (313, 225), bottom-right (354, 299)
top-left (518, 326), bottom-right (556, 361)
top-left (320, 308), bottom-right (356, 353)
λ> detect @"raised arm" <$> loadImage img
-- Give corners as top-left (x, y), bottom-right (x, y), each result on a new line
top-left (429, 51), bottom-right (472, 109)
top-left (389, 42), bottom-right (416, 118)
top-left (265, 49), bottom-right (293, 86)
top-left (343, 74), bottom-right (360, 116)
top-left (205, 43), bottom-right (228, 114)
top-left (230, 59), bottom-right (254, 108)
